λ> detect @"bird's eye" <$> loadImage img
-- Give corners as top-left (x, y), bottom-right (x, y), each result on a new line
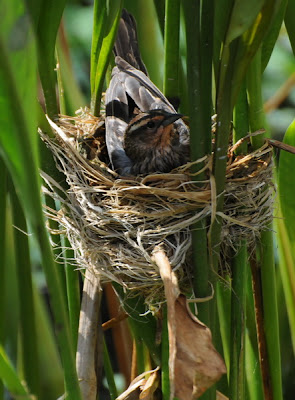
top-left (146, 120), bottom-right (156, 129)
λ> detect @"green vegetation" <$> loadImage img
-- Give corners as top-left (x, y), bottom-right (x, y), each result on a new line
top-left (1, 0), bottom-right (295, 399)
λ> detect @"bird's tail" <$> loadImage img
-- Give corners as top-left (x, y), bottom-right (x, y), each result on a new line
top-left (114, 9), bottom-right (148, 75)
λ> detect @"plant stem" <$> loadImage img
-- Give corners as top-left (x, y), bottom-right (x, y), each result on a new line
top-left (259, 229), bottom-right (283, 400)
top-left (91, 1), bottom-right (123, 115)
top-left (0, 158), bottom-right (6, 399)
top-left (103, 337), bottom-right (118, 400)
top-left (182, 1), bottom-right (202, 161)
top-left (230, 243), bottom-right (247, 400)
top-left (90, 0), bottom-right (107, 96)
top-left (10, 185), bottom-right (40, 398)
top-left (245, 332), bottom-right (264, 400)
top-left (276, 205), bottom-right (295, 353)
top-left (233, 81), bottom-right (249, 154)
top-left (113, 284), bottom-right (159, 365)
top-left (153, 0), bottom-right (165, 35)
top-left (0, 158), bottom-right (7, 345)
top-left (247, 49), bottom-right (266, 148)
top-left (163, 0), bottom-right (180, 100)
top-left (76, 270), bottom-right (102, 400)
top-left (247, 50), bottom-right (283, 400)
top-left (182, 0), bottom-right (211, 328)
top-left (45, 195), bottom-right (67, 307)
top-left (161, 306), bottom-right (170, 400)
top-left (200, 0), bottom-right (214, 154)
top-left (0, 346), bottom-right (32, 400)
top-left (65, 238), bottom-right (81, 352)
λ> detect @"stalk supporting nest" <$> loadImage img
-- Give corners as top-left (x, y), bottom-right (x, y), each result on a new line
top-left (40, 108), bottom-right (274, 306)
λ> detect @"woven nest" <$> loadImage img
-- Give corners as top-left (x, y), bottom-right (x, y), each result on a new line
top-left (40, 108), bottom-right (274, 305)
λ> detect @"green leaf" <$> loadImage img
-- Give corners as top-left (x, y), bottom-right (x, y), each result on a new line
top-left (103, 338), bottom-right (118, 400)
top-left (26, 0), bottom-right (67, 117)
top-left (0, 3), bottom-right (82, 398)
top-left (284, 0), bottom-right (295, 56)
top-left (113, 284), bottom-right (160, 364)
top-left (276, 209), bottom-right (295, 354)
top-left (91, 0), bottom-right (123, 114)
top-left (0, 346), bottom-right (32, 399)
top-left (278, 119), bottom-right (295, 244)
top-left (213, 0), bottom-right (234, 73)
top-left (163, 0), bottom-right (180, 99)
top-left (0, 1), bottom-right (40, 228)
top-left (37, 0), bottom-right (67, 117)
top-left (261, 0), bottom-right (287, 71)
top-left (226, 0), bottom-right (265, 44)
top-left (0, 159), bottom-right (7, 345)
top-left (33, 283), bottom-right (65, 399)
top-left (90, 0), bottom-right (107, 96)
top-left (10, 184), bottom-right (40, 397)
top-left (56, 36), bottom-right (87, 115)
top-left (229, 0), bottom-right (278, 108)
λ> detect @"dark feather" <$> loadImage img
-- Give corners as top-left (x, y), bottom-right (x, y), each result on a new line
top-left (114, 9), bottom-right (148, 75)
top-left (105, 9), bottom-right (190, 176)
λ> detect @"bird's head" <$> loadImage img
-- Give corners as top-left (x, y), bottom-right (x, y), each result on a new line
top-left (124, 109), bottom-right (183, 159)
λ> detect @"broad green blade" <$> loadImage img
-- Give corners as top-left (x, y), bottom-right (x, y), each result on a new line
top-left (91, 0), bottom-right (123, 114)
top-left (226, 0), bottom-right (264, 44)
top-left (278, 119), bottom-right (295, 244)
top-left (90, 0), bottom-right (107, 95)
top-left (0, 346), bottom-right (32, 399)
top-left (284, 0), bottom-right (295, 55)
top-left (261, 0), bottom-right (287, 71)
top-left (163, 0), bottom-right (180, 99)
top-left (0, 0), bottom-right (40, 228)
top-left (10, 184), bottom-right (40, 397)
top-left (0, 3), bottom-right (82, 398)
top-left (26, 0), bottom-right (67, 117)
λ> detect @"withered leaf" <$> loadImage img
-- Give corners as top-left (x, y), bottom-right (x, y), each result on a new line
top-left (116, 368), bottom-right (160, 400)
top-left (153, 247), bottom-right (226, 400)
top-left (174, 295), bottom-right (227, 399)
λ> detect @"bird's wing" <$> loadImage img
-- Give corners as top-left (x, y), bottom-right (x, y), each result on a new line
top-left (105, 57), bottom-right (190, 173)
top-left (114, 9), bottom-right (148, 75)
top-left (110, 57), bottom-right (190, 144)
top-left (105, 68), bottom-right (133, 174)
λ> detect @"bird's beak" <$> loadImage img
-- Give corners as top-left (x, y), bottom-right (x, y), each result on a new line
top-left (162, 113), bottom-right (183, 127)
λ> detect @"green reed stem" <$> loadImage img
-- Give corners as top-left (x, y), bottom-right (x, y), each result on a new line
top-left (103, 337), bottom-right (118, 400)
top-left (163, 0), bottom-right (180, 99)
top-left (10, 185), bottom-right (40, 398)
top-left (247, 50), bottom-right (283, 400)
top-left (230, 243), bottom-right (247, 400)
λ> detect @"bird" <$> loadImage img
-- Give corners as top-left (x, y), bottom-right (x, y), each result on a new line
top-left (105, 9), bottom-right (190, 176)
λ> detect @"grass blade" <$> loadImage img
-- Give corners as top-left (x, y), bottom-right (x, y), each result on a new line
top-left (247, 47), bottom-right (283, 400)
top-left (284, 0), bottom-right (295, 55)
top-left (91, 0), bottom-right (123, 114)
top-left (103, 338), bottom-right (118, 400)
top-left (276, 207), bottom-right (295, 353)
top-left (230, 244), bottom-right (247, 400)
top-left (0, 346), bottom-right (32, 399)
top-left (278, 119), bottom-right (295, 243)
top-left (10, 184), bottom-right (40, 397)
top-left (65, 239), bottom-right (81, 352)
top-left (0, 4), bottom-right (82, 397)
top-left (27, 0), bottom-right (67, 117)
top-left (163, 0), bottom-right (180, 100)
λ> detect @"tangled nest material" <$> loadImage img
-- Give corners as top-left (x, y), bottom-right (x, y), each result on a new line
top-left (40, 108), bottom-right (274, 305)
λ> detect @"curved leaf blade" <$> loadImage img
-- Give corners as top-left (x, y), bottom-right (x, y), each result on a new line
top-left (0, 346), bottom-right (32, 399)
top-left (278, 119), bottom-right (295, 244)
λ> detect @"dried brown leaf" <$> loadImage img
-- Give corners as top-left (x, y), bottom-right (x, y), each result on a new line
top-left (116, 368), bottom-right (160, 400)
top-left (139, 370), bottom-right (160, 400)
top-left (153, 248), bottom-right (226, 400)
top-left (174, 295), bottom-right (227, 399)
